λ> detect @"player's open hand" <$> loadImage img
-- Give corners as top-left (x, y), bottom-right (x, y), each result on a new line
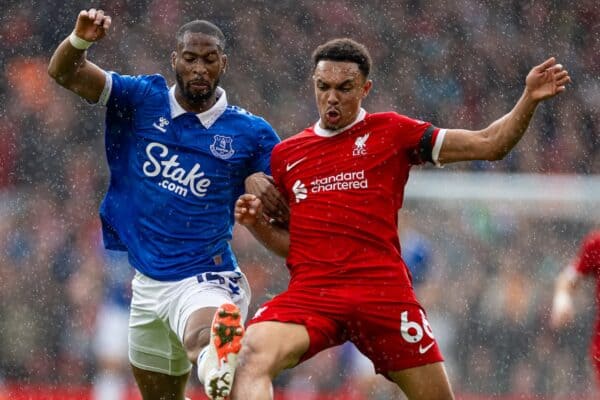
top-left (74, 9), bottom-right (112, 42)
top-left (525, 57), bottom-right (571, 101)
top-left (235, 194), bottom-right (263, 227)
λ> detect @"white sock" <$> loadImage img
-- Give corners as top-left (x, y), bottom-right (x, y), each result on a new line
top-left (196, 346), bottom-right (210, 384)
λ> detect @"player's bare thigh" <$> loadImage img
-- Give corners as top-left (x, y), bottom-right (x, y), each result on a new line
top-left (388, 362), bottom-right (454, 400)
top-left (238, 321), bottom-right (310, 375)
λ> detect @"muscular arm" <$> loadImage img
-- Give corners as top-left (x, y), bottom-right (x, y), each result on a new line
top-left (437, 57), bottom-right (571, 164)
top-left (235, 194), bottom-right (289, 258)
top-left (245, 217), bottom-right (290, 259)
top-left (47, 9), bottom-right (112, 103)
top-left (245, 172), bottom-right (289, 223)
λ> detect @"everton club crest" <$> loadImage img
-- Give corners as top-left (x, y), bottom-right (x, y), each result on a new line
top-left (210, 135), bottom-right (235, 160)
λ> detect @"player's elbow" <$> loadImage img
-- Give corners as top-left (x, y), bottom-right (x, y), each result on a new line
top-left (274, 245), bottom-right (289, 259)
top-left (47, 62), bottom-right (59, 81)
top-left (47, 56), bottom-right (62, 80)
top-left (486, 147), bottom-right (509, 161)
top-left (476, 133), bottom-right (509, 161)
top-left (47, 60), bottom-right (74, 88)
top-left (47, 64), bottom-right (67, 86)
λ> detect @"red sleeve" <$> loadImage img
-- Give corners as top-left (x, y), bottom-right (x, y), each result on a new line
top-left (574, 231), bottom-right (600, 276)
top-left (387, 113), bottom-right (441, 165)
top-left (270, 143), bottom-right (289, 202)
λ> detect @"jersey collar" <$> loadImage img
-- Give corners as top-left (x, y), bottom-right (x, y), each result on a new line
top-left (313, 108), bottom-right (367, 137)
top-left (169, 86), bottom-right (228, 129)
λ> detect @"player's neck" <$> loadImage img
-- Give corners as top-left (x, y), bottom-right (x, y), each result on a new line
top-left (175, 90), bottom-right (217, 114)
top-left (315, 108), bottom-right (367, 137)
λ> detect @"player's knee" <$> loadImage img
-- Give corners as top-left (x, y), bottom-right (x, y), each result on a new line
top-left (237, 333), bottom-right (276, 378)
top-left (237, 338), bottom-right (266, 374)
top-left (183, 326), bottom-right (210, 362)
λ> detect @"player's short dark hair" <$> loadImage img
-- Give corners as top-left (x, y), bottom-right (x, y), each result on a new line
top-left (176, 20), bottom-right (226, 51)
top-left (312, 38), bottom-right (372, 78)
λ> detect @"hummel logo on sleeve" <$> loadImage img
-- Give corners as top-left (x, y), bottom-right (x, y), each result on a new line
top-left (286, 157), bottom-right (307, 172)
top-left (153, 117), bottom-right (170, 133)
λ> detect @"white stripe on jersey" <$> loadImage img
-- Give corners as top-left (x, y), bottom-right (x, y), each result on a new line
top-left (432, 128), bottom-right (447, 167)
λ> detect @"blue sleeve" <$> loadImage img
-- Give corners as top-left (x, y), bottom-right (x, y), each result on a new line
top-left (249, 120), bottom-right (280, 175)
top-left (102, 72), bottom-right (152, 116)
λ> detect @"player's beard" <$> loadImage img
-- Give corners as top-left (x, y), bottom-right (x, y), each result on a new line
top-left (176, 72), bottom-right (220, 104)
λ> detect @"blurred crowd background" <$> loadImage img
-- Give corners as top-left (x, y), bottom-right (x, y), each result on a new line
top-left (1, 0), bottom-right (599, 398)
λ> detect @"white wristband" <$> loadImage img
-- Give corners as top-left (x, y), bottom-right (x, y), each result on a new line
top-left (69, 32), bottom-right (93, 50)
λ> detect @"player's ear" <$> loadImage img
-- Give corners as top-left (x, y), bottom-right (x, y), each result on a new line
top-left (362, 79), bottom-right (373, 99)
top-left (170, 51), bottom-right (177, 71)
top-left (221, 53), bottom-right (228, 74)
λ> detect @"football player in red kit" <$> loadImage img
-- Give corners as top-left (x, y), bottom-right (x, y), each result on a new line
top-left (232, 38), bottom-right (571, 400)
top-left (552, 231), bottom-right (600, 385)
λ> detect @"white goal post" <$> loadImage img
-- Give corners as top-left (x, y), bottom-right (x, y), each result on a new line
top-left (404, 171), bottom-right (600, 221)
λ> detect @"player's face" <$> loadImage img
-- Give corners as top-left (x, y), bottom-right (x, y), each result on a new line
top-left (313, 60), bottom-right (372, 130)
top-left (171, 32), bottom-right (227, 105)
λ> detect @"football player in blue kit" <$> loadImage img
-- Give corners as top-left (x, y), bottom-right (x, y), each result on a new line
top-left (48, 9), bottom-right (284, 400)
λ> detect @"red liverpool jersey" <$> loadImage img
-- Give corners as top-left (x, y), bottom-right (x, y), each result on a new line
top-left (574, 231), bottom-right (600, 304)
top-left (572, 230), bottom-right (600, 382)
top-left (271, 109), bottom-right (444, 291)
top-left (574, 232), bottom-right (600, 276)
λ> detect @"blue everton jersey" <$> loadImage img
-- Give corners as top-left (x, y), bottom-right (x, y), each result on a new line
top-left (97, 72), bottom-right (279, 281)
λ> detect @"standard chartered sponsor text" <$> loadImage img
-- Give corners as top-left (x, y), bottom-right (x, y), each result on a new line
top-left (310, 170), bottom-right (368, 193)
top-left (143, 142), bottom-right (211, 197)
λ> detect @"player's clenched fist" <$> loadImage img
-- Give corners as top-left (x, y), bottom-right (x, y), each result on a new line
top-left (235, 194), bottom-right (263, 226)
top-left (74, 8), bottom-right (112, 43)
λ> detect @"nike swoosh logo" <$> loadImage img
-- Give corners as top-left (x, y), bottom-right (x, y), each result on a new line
top-left (418, 342), bottom-right (435, 354)
top-left (286, 157), bottom-right (307, 172)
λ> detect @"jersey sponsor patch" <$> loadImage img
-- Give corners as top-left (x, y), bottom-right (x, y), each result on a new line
top-left (310, 170), bottom-right (368, 193)
top-left (292, 180), bottom-right (308, 203)
top-left (143, 142), bottom-right (212, 198)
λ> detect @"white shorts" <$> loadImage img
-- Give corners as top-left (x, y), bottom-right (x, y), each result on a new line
top-left (128, 270), bottom-right (250, 376)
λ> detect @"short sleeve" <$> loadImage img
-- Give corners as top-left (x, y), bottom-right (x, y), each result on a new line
top-left (248, 120), bottom-right (281, 175)
top-left (269, 143), bottom-right (288, 200)
top-left (101, 71), bottom-right (151, 113)
top-left (390, 113), bottom-right (445, 166)
top-left (574, 232), bottom-right (600, 276)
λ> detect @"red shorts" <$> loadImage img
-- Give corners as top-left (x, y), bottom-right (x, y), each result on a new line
top-left (248, 283), bottom-right (443, 375)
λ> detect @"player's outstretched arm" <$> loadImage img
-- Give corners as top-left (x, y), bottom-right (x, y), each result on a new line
top-left (550, 265), bottom-right (580, 328)
top-left (438, 57), bottom-right (571, 163)
top-left (48, 9), bottom-right (112, 103)
top-left (235, 194), bottom-right (290, 258)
